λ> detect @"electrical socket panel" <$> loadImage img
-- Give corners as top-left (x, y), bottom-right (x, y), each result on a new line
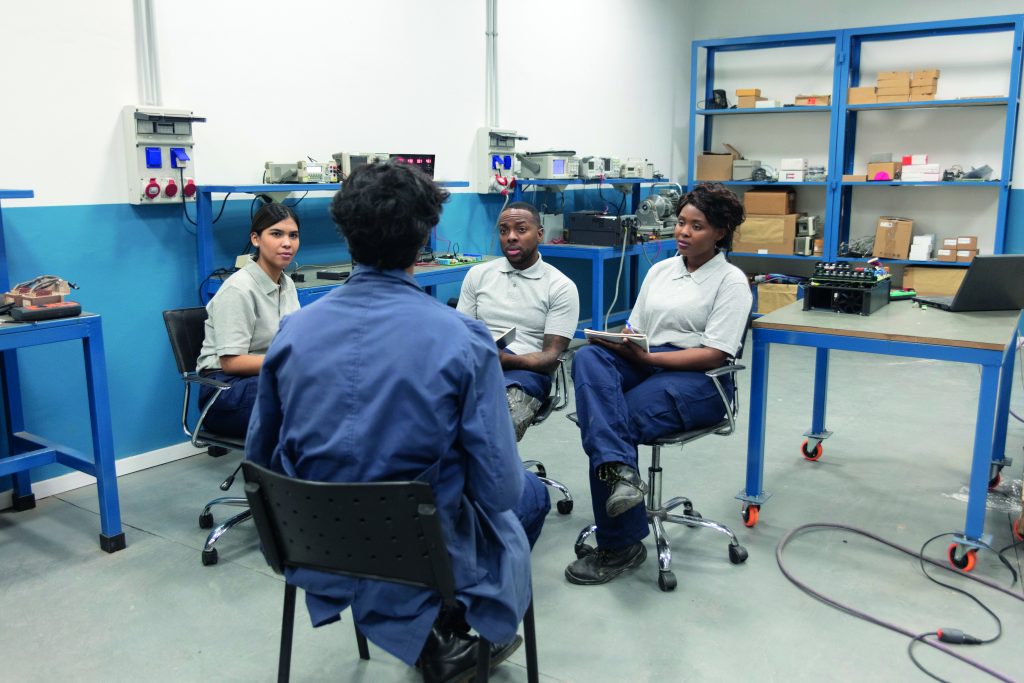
top-left (475, 126), bottom-right (526, 193)
top-left (123, 105), bottom-right (205, 204)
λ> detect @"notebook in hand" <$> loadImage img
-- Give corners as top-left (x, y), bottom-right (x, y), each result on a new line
top-left (492, 327), bottom-right (516, 350)
top-left (583, 328), bottom-right (650, 352)
top-left (911, 255), bottom-right (1024, 312)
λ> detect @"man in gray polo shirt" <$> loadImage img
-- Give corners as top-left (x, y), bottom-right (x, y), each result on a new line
top-left (458, 202), bottom-right (580, 440)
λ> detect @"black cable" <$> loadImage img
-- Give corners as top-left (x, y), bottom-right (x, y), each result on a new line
top-left (776, 523), bottom-right (1022, 682)
top-left (179, 167), bottom-right (197, 227)
top-left (285, 191), bottom-right (309, 208)
top-left (198, 268), bottom-right (233, 304)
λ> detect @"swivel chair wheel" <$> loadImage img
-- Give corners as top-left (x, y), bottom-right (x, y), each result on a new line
top-left (202, 548), bottom-right (219, 566)
top-left (658, 571), bottom-right (677, 592)
top-left (988, 464), bottom-right (1003, 491)
top-left (534, 463), bottom-right (547, 478)
top-left (800, 439), bottom-right (823, 461)
top-left (947, 543), bottom-right (976, 573)
top-left (556, 499), bottom-right (573, 515)
top-left (742, 504), bottom-right (759, 528)
top-left (208, 445), bottom-right (229, 457)
top-left (198, 511), bottom-right (214, 529)
top-left (687, 510), bottom-right (702, 521)
top-left (1013, 517), bottom-right (1024, 543)
top-left (728, 544), bottom-right (749, 565)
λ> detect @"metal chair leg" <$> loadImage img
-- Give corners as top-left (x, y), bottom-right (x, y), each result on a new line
top-left (354, 624), bottom-right (370, 660)
top-left (524, 598), bottom-right (539, 683)
top-left (475, 637), bottom-right (491, 682)
top-left (279, 583), bottom-right (296, 683)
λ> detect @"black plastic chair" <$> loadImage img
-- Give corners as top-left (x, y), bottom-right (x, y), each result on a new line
top-left (162, 307), bottom-right (250, 566)
top-left (241, 462), bottom-right (540, 683)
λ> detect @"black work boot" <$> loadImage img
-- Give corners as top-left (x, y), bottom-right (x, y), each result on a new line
top-left (419, 625), bottom-right (479, 683)
top-left (598, 462), bottom-right (648, 518)
top-left (564, 543), bottom-right (647, 585)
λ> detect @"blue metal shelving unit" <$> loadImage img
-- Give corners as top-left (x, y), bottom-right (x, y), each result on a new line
top-left (512, 177), bottom-right (665, 216)
top-left (689, 14), bottom-right (1024, 269)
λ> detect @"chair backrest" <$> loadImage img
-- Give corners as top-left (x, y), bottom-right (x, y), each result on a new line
top-left (241, 462), bottom-right (457, 600)
top-left (163, 307), bottom-right (209, 375)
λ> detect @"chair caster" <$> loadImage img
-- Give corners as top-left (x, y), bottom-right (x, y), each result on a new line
top-left (947, 543), bottom-right (976, 573)
top-left (988, 463), bottom-right (1004, 491)
top-left (801, 439), bottom-right (823, 461)
top-left (1013, 517), bottom-right (1024, 542)
top-left (198, 511), bottom-right (214, 529)
top-left (556, 499), bottom-right (573, 515)
top-left (208, 446), bottom-right (229, 457)
top-left (728, 544), bottom-right (749, 565)
top-left (202, 548), bottom-right (219, 566)
top-left (742, 504), bottom-right (759, 528)
top-left (658, 571), bottom-right (677, 592)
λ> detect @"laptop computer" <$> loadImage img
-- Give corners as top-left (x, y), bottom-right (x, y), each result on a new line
top-left (912, 254), bottom-right (1024, 312)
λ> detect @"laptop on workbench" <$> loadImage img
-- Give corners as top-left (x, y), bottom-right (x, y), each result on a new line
top-left (912, 254), bottom-right (1024, 312)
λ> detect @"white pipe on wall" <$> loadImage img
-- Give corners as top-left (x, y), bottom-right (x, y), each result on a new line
top-left (133, 0), bottom-right (162, 105)
top-left (485, 0), bottom-right (498, 127)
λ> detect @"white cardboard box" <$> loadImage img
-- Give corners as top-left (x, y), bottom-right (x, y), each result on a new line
top-left (780, 157), bottom-right (808, 170)
top-left (778, 169), bottom-right (805, 182)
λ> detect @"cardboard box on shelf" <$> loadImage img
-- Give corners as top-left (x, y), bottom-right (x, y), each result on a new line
top-left (911, 77), bottom-right (938, 88)
top-left (910, 93), bottom-right (936, 101)
top-left (911, 85), bottom-right (937, 96)
top-left (780, 158), bottom-right (807, 170)
top-left (902, 154), bottom-right (928, 165)
top-left (848, 87), bottom-right (877, 104)
top-left (733, 214), bottom-right (800, 255)
top-left (867, 161), bottom-right (901, 180)
top-left (756, 283), bottom-right (799, 314)
top-left (878, 83), bottom-right (911, 96)
top-left (903, 266), bottom-right (965, 296)
top-left (878, 71), bottom-right (911, 80)
top-left (813, 239), bottom-right (824, 256)
top-left (842, 174), bottom-right (868, 182)
top-left (754, 100), bottom-right (782, 108)
top-left (956, 249), bottom-right (978, 263)
top-left (873, 216), bottom-right (914, 259)
top-left (743, 188), bottom-right (796, 215)
top-left (956, 236), bottom-right (978, 250)
top-left (913, 69), bottom-right (941, 80)
top-left (936, 248), bottom-right (958, 262)
top-left (908, 245), bottom-right (932, 261)
top-left (735, 88), bottom-right (762, 97)
top-left (941, 237), bottom-right (958, 248)
top-left (738, 96), bottom-right (767, 108)
top-left (878, 95), bottom-right (911, 103)
top-left (732, 159), bottom-right (762, 180)
top-left (795, 94), bottom-right (831, 106)
top-left (778, 169), bottom-right (805, 182)
top-left (696, 144), bottom-right (741, 181)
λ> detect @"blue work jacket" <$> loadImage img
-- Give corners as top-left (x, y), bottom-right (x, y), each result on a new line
top-left (246, 265), bottom-right (531, 665)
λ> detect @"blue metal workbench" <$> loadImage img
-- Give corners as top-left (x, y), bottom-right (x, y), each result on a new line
top-left (739, 301), bottom-right (1020, 568)
top-left (0, 189), bottom-right (124, 552)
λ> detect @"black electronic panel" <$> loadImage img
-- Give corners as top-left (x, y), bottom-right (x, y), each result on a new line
top-left (803, 262), bottom-right (891, 315)
top-left (392, 154), bottom-right (435, 178)
top-left (566, 212), bottom-right (638, 247)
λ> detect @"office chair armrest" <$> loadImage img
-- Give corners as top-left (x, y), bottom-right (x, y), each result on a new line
top-left (705, 363), bottom-right (745, 378)
top-left (184, 372), bottom-right (232, 390)
top-left (705, 363), bottom-right (745, 436)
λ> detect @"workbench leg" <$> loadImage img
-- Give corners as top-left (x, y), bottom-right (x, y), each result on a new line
top-left (741, 334), bottom-right (770, 501)
top-left (592, 253), bottom-right (604, 330)
top-left (1, 350), bottom-right (34, 510)
top-left (990, 334), bottom-right (1016, 468)
top-left (963, 363), bottom-right (999, 542)
top-left (810, 348), bottom-right (829, 436)
top-left (82, 327), bottom-right (125, 552)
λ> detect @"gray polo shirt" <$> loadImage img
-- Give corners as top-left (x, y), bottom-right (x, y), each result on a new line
top-left (628, 252), bottom-right (751, 356)
top-left (197, 260), bottom-right (300, 372)
top-left (457, 255), bottom-right (580, 355)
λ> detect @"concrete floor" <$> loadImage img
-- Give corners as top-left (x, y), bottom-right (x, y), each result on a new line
top-left (2, 345), bottom-right (1023, 682)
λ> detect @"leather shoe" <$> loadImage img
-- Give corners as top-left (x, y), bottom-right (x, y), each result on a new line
top-left (487, 634), bottom-right (523, 669)
top-left (564, 543), bottom-right (647, 585)
top-left (599, 462), bottom-right (647, 517)
top-left (419, 625), bottom-right (479, 683)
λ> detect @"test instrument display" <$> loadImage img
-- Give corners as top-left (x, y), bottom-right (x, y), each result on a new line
top-left (332, 152), bottom-right (390, 179)
top-left (264, 160), bottom-right (339, 184)
top-left (391, 154), bottom-right (436, 178)
top-left (516, 151), bottom-right (580, 180)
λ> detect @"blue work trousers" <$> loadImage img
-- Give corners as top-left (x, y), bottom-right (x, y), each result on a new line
top-left (572, 344), bottom-right (732, 550)
top-left (198, 371), bottom-right (259, 438)
top-left (501, 350), bottom-right (552, 401)
top-left (516, 470), bottom-right (551, 548)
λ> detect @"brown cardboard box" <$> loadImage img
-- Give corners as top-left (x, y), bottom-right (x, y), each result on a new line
top-left (878, 83), bottom-right (911, 95)
top-left (696, 144), bottom-right (740, 181)
top-left (842, 174), bottom-right (868, 182)
top-left (735, 88), bottom-right (761, 97)
top-left (738, 95), bottom-right (766, 108)
top-left (903, 265), bottom-right (965, 295)
top-left (956, 249), bottom-right (978, 263)
top-left (757, 283), bottom-right (799, 314)
top-left (873, 216), bottom-right (914, 259)
top-left (911, 85), bottom-right (936, 95)
top-left (910, 93), bottom-right (936, 101)
top-left (911, 77), bottom-right (938, 88)
top-left (936, 248), bottom-right (958, 262)
top-left (795, 94), bottom-right (831, 106)
top-left (743, 188), bottom-right (796, 215)
top-left (878, 71), bottom-right (910, 80)
top-left (941, 237), bottom-right (958, 248)
top-left (848, 87), bottom-right (877, 104)
top-left (956, 236), bottom-right (978, 250)
top-left (913, 69), bottom-right (941, 80)
top-left (733, 214), bottom-right (800, 255)
top-left (878, 95), bottom-right (910, 103)
top-left (867, 161), bottom-right (901, 180)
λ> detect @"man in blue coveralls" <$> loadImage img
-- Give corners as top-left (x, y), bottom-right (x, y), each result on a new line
top-left (246, 160), bottom-right (549, 682)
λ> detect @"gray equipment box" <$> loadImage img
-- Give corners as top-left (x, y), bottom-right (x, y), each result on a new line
top-left (732, 159), bottom-right (762, 181)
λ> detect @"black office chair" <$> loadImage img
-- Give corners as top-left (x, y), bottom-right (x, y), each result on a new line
top-left (241, 462), bottom-right (540, 683)
top-left (570, 327), bottom-right (752, 592)
top-left (162, 307), bottom-right (251, 566)
top-left (521, 350), bottom-right (574, 514)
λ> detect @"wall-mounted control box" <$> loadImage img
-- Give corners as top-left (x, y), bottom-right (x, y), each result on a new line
top-left (122, 105), bottom-right (205, 204)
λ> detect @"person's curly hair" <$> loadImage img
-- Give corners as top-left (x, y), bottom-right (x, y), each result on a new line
top-left (677, 182), bottom-right (745, 251)
top-left (329, 160), bottom-right (450, 269)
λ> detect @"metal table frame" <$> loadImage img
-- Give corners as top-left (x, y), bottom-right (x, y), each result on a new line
top-left (740, 302), bottom-right (1020, 552)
